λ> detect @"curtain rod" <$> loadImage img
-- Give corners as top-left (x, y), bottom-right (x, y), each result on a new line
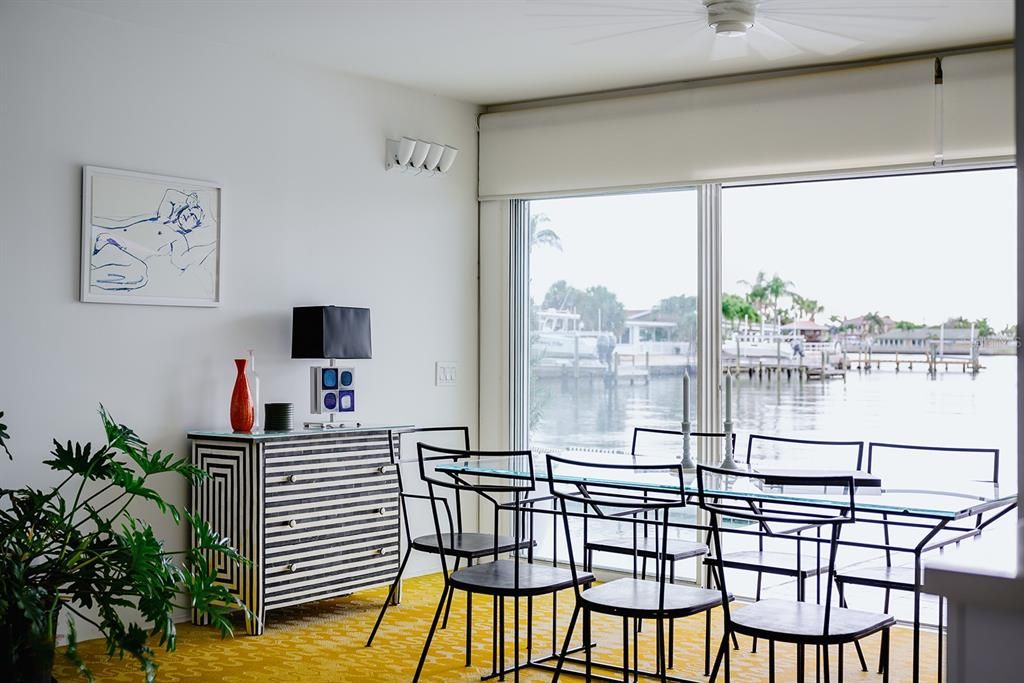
top-left (483, 41), bottom-right (1012, 114)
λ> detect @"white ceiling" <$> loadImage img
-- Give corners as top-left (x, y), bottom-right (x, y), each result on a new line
top-left (64, 0), bottom-right (1014, 105)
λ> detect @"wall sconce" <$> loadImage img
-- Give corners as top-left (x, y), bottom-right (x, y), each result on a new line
top-left (386, 137), bottom-right (459, 175)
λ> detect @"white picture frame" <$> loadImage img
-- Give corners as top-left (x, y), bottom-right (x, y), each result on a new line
top-left (80, 165), bottom-right (223, 307)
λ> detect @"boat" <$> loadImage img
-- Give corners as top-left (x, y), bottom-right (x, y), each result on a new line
top-left (722, 327), bottom-right (804, 360)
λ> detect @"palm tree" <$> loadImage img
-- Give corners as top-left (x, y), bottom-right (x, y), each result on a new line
top-left (863, 311), bottom-right (886, 336)
top-left (765, 274), bottom-right (795, 322)
top-left (738, 272), bottom-right (770, 319)
top-left (792, 294), bottom-right (825, 322)
top-left (530, 213), bottom-right (562, 250)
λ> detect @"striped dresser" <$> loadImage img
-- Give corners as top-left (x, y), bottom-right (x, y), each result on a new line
top-left (188, 426), bottom-right (412, 635)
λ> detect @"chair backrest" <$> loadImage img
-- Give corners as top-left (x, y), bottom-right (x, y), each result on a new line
top-left (545, 453), bottom-right (687, 608)
top-left (745, 433), bottom-right (864, 471)
top-left (388, 426), bottom-right (471, 545)
top-left (631, 426), bottom-right (737, 457)
top-left (695, 465), bottom-right (855, 637)
top-left (417, 442), bottom-right (534, 575)
top-left (866, 441), bottom-right (999, 487)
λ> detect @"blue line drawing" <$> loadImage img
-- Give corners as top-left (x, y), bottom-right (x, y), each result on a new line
top-left (90, 188), bottom-right (217, 292)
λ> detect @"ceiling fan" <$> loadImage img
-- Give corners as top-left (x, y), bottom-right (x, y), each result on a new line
top-left (531, 0), bottom-right (960, 61)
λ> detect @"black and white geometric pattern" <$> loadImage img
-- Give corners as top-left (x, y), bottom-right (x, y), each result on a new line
top-left (190, 429), bottom-right (403, 635)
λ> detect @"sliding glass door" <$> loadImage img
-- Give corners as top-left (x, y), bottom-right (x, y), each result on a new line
top-left (719, 168), bottom-right (1018, 619)
top-left (525, 189), bottom-right (701, 575)
top-left (512, 167), bottom-right (1016, 605)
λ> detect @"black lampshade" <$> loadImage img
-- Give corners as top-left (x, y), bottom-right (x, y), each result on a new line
top-left (291, 306), bottom-right (372, 359)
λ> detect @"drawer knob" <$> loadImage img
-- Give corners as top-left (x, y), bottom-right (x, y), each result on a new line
top-left (288, 519), bottom-right (298, 528)
top-left (378, 507), bottom-right (387, 516)
top-left (287, 474), bottom-right (298, 483)
top-left (376, 547), bottom-right (391, 556)
top-left (377, 466), bottom-right (387, 475)
top-left (285, 563), bottom-right (298, 572)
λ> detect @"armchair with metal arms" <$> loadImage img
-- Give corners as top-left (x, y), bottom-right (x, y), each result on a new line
top-left (412, 443), bottom-right (592, 682)
top-left (697, 465), bottom-right (894, 683)
top-left (833, 441), bottom-right (1001, 682)
top-left (365, 426), bottom-right (536, 663)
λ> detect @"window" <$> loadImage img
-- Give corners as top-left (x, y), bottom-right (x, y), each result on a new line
top-left (511, 167), bottom-right (1016, 617)
top-left (526, 189), bottom-right (700, 576)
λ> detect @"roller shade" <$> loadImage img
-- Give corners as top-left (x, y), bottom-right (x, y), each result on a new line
top-left (941, 50), bottom-right (1015, 162)
top-left (479, 51), bottom-right (1013, 199)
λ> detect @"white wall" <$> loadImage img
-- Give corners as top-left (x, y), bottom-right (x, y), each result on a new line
top-left (0, 1), bottom-right (479, 635)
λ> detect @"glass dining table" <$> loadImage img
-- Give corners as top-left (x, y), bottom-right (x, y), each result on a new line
top-left (434, 450), bottom-right (1017, 683)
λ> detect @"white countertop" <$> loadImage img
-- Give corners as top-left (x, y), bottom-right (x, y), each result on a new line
top-left (923, 522), bottom-right (1024, 611)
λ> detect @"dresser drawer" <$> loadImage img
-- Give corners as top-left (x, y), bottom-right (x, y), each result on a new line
top-left (264, 500), bottom-right (399, 558)
top-left (264, 536), bottom-right (400, 608)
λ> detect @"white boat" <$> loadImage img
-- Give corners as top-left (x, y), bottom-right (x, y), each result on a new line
top-left (533, 331), bottom-right (600, 360)
top-left (722, 329), bottom-right (804, 360)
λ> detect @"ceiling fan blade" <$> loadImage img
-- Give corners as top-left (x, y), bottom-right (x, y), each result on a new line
top-left (531, 1), bottom-right (704, 19)
top-left (744, 23), bottom-right (803, 61)
top-left (572, 18), bottom-right (704, 46)
top-left (756, 17), bottom-right (863, 55)
top-left (710, 33), bottom-right (752, 61)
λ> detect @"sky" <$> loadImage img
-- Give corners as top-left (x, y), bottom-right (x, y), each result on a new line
top-left (530, 168), bottom-right (1017, 329)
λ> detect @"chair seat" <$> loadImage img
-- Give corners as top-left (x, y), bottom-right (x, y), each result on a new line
top-left (730, 599), bottom-right (895, 645)
top-left (835, 564), bottom-right (918, 590)
top-left (581, 578), bottom-right (726, 619)
top-left (706, 550), bottom-right (831, 578)
top-left (411, 533), bottom-right (534, 559)
top-left (448, 560), bottom-right (593, 597)
top-left (587, 537), bottom-right (708, 561)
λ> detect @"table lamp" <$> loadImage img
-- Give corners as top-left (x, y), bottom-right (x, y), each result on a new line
top-left (292, 306), bottom-right (372, 429)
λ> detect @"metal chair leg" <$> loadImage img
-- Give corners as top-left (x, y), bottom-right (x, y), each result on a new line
top-left (709, 632), bottom-right (728, 683)
top-left (823, 643), bottom-right (831, 683)
top-left (658, 618), bottom-right (668, 683)
top-left (879, 587), bottom-right (891, 674)
top-left (668, 562), bottom-right (675, 669)
top-left (797, 643), bottom-right (806, 683)
top-left (366, 545), bottom-right (412, 647)
top-left (411, 584), bottom-right (450, 683)
top-left (466, 589), bottom-right (473, 666)
top-left (938, 595), bottom-right (944, 683)
top-left (752, 569), bottom-right (763, 653)
top-left (622, 618), bottom-right (630, 683)
top-left (584, 608), bottom-right (593, 681)
top-left (836, 579), bottom-right (869, 672)
top-left (551, 604), bottom-right (580, 683)
top-left (882, 628), bottom-right (891, 683)
top-left (769, 640), bottom-right (776, 683)
top-left (441, 555), bottom-right (461, 629)
top-left (704, 608), bottom-right (712, 675)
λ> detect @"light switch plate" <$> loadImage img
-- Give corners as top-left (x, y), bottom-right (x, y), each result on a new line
top-left (435, 362), bottom-right (457, 387)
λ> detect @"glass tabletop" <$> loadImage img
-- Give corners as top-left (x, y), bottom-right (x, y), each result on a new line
top-left (434, 450), bottom-right (1015, 520)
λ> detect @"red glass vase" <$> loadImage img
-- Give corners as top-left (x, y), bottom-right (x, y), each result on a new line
top-left (230, 358), bottom-right (254, 433)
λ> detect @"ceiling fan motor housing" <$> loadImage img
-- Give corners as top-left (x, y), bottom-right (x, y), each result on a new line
top-left (704, 0), bottom-right (756, 36)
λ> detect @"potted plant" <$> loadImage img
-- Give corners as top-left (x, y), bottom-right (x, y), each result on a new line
top-left (0, 408), bottom-right (248, 682)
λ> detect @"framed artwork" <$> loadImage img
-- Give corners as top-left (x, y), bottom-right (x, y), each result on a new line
top-left (80, 166), bottom-right (222, 306)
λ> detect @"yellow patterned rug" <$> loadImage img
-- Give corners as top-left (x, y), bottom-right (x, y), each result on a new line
top-left (54, 574), bottom-right (936, 682)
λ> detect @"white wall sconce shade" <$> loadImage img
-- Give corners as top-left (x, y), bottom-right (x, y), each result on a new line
top-left (397, 137), bottom-right (416, 166)
top-left (410, 140), bottom-right (431, 168)
top-left (438, 146), bottom-right (458, 173)
top-left (424, 143), bottom-right (445, 171)
top-left (385, 138), bottom-right (458, 174)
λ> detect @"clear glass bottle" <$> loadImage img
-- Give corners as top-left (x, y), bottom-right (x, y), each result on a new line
top-left (248, 349), bottom-right (261, 431)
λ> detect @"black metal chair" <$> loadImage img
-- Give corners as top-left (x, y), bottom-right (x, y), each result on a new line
top-left (366, 427), bottom-right (535, 660)
top-left (412, 443), bottom-right (592, 683)
top-left (834, 442), bottom-right (999, 681)
top-left (548, 453), bottom-right (727, 683)
top-left (697, 465), bottom-right (894, 683)
top-left (583, 428), bottom-right (735, 670)
top-left (584, 428), bottom-right (737, 579)
top-left (706, 434), bottom-right (866, 658)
